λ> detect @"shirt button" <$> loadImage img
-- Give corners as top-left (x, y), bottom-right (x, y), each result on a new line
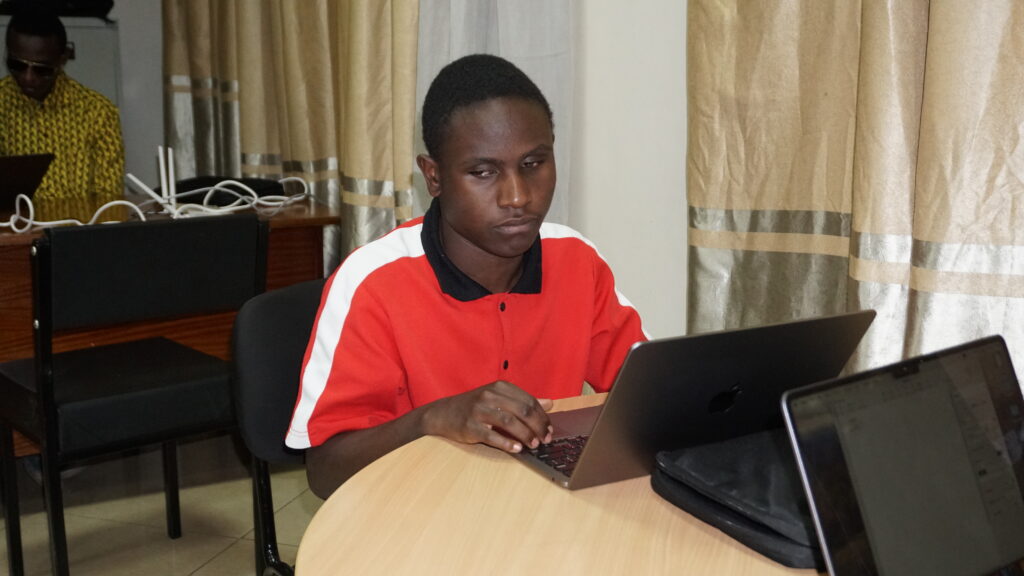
top-left (499, 302), bottom-right (506, 312)
top-left (503, 360), bottom-right (509, 370)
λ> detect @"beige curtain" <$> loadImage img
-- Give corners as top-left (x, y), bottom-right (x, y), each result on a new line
top-left (163, 0), bottom-right (419, 269)
top-left (688, 1), bottom-right (1024, 373)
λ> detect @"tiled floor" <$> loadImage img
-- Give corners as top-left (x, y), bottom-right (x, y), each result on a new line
top-left (0, 434), bottom-right (321, 576)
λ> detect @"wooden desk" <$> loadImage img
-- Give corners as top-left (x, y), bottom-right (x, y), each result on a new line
top-left (296, 395), bottom-right (818, 575)
top-left (1, 198), bottom-right (339, 456)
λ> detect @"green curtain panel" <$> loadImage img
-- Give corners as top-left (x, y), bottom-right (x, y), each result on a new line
top-left (687, 0), bottom-right (1024, 372)
top-left (163, 0), bottom-right (419, 268)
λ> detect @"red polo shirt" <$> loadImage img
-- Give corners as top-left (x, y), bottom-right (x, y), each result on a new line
top-left (286, 201), bottom-right (646, 449)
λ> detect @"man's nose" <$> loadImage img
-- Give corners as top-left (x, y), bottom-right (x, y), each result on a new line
top-left (498, 172), bottom-right (530, 208)
top-left (19, 68), bottom-right (42, 83)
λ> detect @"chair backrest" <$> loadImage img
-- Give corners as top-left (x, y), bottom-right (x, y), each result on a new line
top-left (232, 278), bottom-right (325, 464)
top-left (34, 214), bottom-right (267, 332)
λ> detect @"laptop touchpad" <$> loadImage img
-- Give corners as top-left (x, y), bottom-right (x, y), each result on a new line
top-left (549, 404), bottom-right (603, 438)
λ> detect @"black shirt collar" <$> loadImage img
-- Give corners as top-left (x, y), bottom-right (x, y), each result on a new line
top-left (421, 198), bottom-right (542, 302)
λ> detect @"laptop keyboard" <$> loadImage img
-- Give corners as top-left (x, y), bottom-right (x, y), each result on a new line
top-left (527, 434), bottom-right (590, 477)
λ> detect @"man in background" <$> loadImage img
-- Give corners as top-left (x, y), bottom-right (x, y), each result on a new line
top-left (0, 5), bottom-right (124, 204)
top-left (1, 4), bottom-right (123, 482)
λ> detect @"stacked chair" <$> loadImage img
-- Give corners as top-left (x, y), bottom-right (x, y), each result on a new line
top-left (0, 214), bottom-right (267, 576)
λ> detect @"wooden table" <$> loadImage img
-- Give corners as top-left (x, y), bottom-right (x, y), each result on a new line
top-left (296, 395), bottom-right (819, 575)
top-left (1, 197), bottom-right (339, 456)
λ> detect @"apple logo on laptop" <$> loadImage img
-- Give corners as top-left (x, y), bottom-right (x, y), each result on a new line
top-left (708, 384), bottom-right (742, 414)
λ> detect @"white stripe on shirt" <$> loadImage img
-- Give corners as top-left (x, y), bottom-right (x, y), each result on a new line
top-left (285, 223), bottom-right (426, 448)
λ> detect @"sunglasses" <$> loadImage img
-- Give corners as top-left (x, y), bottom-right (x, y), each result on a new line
top-left (6, 56), bottom-right (60, 78)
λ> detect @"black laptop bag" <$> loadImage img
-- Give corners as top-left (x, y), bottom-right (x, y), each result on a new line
top-left (650, 428), bottom-right (825, 570)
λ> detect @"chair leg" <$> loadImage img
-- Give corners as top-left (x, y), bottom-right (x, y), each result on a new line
top-left (162, 442), bottom-right (182, 539)
top-left (1, 426), bottom-right (25, 576)
top-left (40, 445), bottom-right (70, 576)
top-left (253, 456), bottom-right (293, 576)
top-left (252, 458), bottom-right (267, 576)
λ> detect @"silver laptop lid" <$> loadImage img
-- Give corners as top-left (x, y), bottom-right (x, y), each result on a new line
top-left (783, 336), bottom-right (1024, 576)
top-left (562, 309), bottom-right (876, 489)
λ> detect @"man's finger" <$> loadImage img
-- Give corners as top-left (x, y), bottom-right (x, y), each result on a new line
top-left (490, 397), bottom-right (551, 446)
top-left (482, 427), bottom-right (525, 453)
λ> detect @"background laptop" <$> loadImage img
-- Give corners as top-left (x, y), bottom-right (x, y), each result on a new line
top-left (517, 309), bottom-right (876, 490)
top-left (0, 153), bottom-right (54, 212)
top-left (783, 335), bottom-right (1024, 576)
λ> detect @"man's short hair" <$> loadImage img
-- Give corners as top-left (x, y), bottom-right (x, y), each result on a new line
top-left (421, 54), bottom-right (553, 159)
top-left (6, 3), bottom-right (68, 50)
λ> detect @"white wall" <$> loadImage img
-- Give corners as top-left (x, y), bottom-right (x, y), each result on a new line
top-left (109, 1), bottom-right (163, 188)
top-left (570, 2), bottom-right (688, 338)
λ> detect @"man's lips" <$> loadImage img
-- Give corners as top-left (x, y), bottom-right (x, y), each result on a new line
top-left (495, 217), bottom-right (537, 234)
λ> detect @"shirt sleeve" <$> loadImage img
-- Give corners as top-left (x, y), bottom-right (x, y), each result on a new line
top-left (585, 252), bottom-right (647, 392)
top-left (91, 101), bottom-right (125, 200)
top-left (285, 269), bottom-right (411, 449)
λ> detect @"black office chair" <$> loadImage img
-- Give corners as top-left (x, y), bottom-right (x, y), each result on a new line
top-left (0, 214), bottom-right (267, 576)
top-left (232, 278), bottom-right (325, 576)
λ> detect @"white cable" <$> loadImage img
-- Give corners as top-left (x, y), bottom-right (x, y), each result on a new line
top-left (0, 194), bottom-right (36, 233)
top-left (86, 201), bottom-right (147, 224)
top-left (0, 194), bottom-right (148, 233)
top-left (2, 171), bottom-right (312, 233)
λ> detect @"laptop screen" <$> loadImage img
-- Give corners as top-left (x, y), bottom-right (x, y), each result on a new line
top-left (0, 153), bottom-right (54, 212)
top-left (785, 337), bottom-right (1024, 576)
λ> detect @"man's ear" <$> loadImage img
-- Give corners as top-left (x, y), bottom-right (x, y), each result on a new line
top-left (416, 154), bottom-right (442, 198)
top-left (54, 39), bottom-right (72, 68)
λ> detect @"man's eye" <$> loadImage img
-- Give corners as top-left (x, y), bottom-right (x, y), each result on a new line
top-left (522, 159), bottom-right (544, 169)
top-left (469, 169), bottom-right (496, 178)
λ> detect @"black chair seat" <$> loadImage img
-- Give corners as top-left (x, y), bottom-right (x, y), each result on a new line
top-left (0, 338), bottom-right (234, 461)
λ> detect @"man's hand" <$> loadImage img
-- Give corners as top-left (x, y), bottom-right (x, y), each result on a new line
top-left (307, 381), bottom-right (554, 498)
top-left (421, 380), bottom-right (554, 453)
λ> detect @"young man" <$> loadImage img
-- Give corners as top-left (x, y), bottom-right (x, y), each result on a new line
top-left (0, 6), bottom-right (125, 203)
top-left (286, 54), bottom-right (646, 498)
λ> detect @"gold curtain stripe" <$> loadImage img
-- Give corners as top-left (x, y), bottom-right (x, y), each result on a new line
top-left (242, 153), bottom-right (282, 166)
top-left (689, 228), bottom-right (850, 257)
top-left (395, 205), bottom-right (413, 221)
top-left (850, 256), bottom-right (911, 286)
top-left (852, 256), bottom-right (1024, 298)
top-left (283, 158), bottom-right (339, 173)
top-left (294, 170), bottom-right (339, 181)
top-left (342, 191), bottom-right (396, 209)
top-left (241, 164), bottom-right (285, 176)
top-left (239, 169), bottom-right (342, 183)
top-left (911, 268), bottom-right (1024, 299)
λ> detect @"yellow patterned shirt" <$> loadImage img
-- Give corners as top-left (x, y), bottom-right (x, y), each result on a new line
top-left (0, 72), bottom-right (125, 202)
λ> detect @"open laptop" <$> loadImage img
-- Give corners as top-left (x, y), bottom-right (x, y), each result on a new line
top-left (516, 309), bottom-right (876, 490)
top-left (0, 153), bottom-right (54, 212)
top-left (782, 335), bottom-right (1024, 576)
